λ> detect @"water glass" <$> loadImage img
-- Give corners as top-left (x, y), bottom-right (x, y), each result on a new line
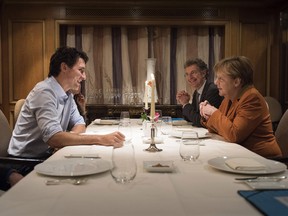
top-left (120, 111), bottom-right (130, 124)
top-left (161, 116), bottom-right (173, 135)
top-left (110, 144), bottom-right (137, 184)
top-left (179, 131), bottom-right (200, 161)
top-left (118, 122), bottom-right (132, 143)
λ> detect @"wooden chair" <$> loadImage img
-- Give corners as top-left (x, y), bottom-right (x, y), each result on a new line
top-left (0, 109), bottom-right (44, 166)
top-left (275, 109), bottom-right (288, 158)
top-left (264, 96), bottom-right (282, 131)
top-left (14, 99), bottom-right (25, 125)
top-left (0, 110), bottom-right (12, 158)
top-left (272, 109), bottom-right (288, 166)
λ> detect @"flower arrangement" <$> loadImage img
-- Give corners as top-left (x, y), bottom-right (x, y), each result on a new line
top-left (141, 108), bottom-right (160, 122)
top-left (141, 111), bottom-right (149, 122)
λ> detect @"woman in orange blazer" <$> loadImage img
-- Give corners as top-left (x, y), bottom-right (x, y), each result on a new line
top-left (200, 56), bottom-right (282, 158)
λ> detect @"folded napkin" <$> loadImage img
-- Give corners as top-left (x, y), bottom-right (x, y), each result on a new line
top-left (143, 137), bottom-right (164, 144)
top-left (172, 120), bottom-right (189, 126)
top-left (225, 158), bottom-right (266, 171)
top-left (93, 119), bottom-right (118, 125)
top-left (172, 129), bottom-right (211, 139)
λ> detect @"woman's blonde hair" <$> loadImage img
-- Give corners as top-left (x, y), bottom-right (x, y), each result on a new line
top-left (214, 56), bottom-right (254, 86)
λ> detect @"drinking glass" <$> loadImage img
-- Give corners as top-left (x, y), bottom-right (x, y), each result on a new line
top-left (161, 116), bottom-right (173, 135)
top-left (118, 122), bottom-right (132, 143)
top-left (120, 111), bottom-right (130, 124)
top-left (179, 131), bottom-right (200, 161)
top-left (110, 144), bottom-right (137, 184)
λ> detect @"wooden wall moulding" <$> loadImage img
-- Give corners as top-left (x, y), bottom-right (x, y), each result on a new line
top-left (2, 0), bottom-right (287, 9)
top-left (65, 6), bottom-right (225, 20)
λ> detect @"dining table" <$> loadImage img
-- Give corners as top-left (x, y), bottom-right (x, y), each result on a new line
top-left (0, 118), bottom-right (287, 216)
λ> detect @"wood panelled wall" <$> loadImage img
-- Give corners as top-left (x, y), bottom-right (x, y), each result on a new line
top-left (0, 1), bottom-right (284, 126)
top-left (280, 9), bottom-right (288, 111)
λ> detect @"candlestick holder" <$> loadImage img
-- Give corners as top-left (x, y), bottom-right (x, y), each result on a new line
top-left (144, 120), bottom-right (162, 152)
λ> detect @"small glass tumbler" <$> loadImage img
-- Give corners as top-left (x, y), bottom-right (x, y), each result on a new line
top-left (120, 111), bottom-right (130, 124)
top-left (179, 131), bottom-right (200, 161)
top-left (161, 116), bottom-right (173, 135)
top-left (110, 144), bottom-right (137, 184)
top-left (118, 122), bottom-right (132, 143)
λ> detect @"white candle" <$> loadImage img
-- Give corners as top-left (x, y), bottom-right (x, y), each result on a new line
top-left (147, 58), bottom-right (156, 79)
top-left (150, 74), bottom-right (155, 120)
top-left (144, 81), bottom-right (148, 109)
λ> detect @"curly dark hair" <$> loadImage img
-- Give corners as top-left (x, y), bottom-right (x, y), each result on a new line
top-left (48, 46), bottom-right (89, 77)
top-left (184, 58), bottom-right (209, 78)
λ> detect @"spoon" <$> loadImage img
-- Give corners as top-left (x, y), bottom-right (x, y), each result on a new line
top-left (46, 178), bottom-right (87, 185)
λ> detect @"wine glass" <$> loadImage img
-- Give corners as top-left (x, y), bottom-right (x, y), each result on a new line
top-left (110, 144), bottom-right (137, 184)
top-left (179, 131), bottom-right (200, 161)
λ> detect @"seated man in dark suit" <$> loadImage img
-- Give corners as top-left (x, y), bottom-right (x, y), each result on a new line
top-left (176, 58), bottom-right (223, 127)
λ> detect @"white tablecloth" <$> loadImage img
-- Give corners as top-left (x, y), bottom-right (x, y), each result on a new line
top-left (0, 119), bottom-right (286, 216)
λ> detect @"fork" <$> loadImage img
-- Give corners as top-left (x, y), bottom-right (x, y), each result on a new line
top-left (46, 178), bottom-right (87, 185)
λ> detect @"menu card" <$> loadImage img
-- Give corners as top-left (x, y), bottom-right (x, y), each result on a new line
top-left (238, 190), bottom-right (288, 215)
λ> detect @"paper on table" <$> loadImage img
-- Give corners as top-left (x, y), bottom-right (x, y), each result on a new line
top-left (225, 158), bottom-right (266, 171)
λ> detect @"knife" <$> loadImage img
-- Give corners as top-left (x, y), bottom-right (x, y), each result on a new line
top-left (235, 176), bottom-right (286, 182)
top-left (64, 154), bottom-right (101, 159)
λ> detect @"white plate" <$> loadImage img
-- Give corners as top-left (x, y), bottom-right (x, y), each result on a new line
top-left (35, 158), bottom-right (111, 177)
top-left (143, 161), bottom-right (175, 172)
top-left (207, 156), bottom-right (287, 175)
top-left (170, 130), bottom-right (212, 139)
top-left (93, 119), bottom-right (119, 125)
top-left (245, 180), bottom-right (288, 190)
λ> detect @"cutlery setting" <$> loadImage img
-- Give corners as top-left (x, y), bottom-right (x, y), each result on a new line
top-left (46, 178), bottom-right (87, 185)
top-left (64, 154), bottom-right (101, 159)
top-left (235, 175), bottom-right (287, 182)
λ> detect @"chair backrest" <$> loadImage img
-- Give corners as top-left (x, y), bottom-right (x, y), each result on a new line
top-left (275, 109), bottom-right (288, 157)
top-left (14, 99), bottom-right (25, 124)
top-left (0, 110), bottom-right (12, 157)
top-left (264, 96), bottom-right (282, 123)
